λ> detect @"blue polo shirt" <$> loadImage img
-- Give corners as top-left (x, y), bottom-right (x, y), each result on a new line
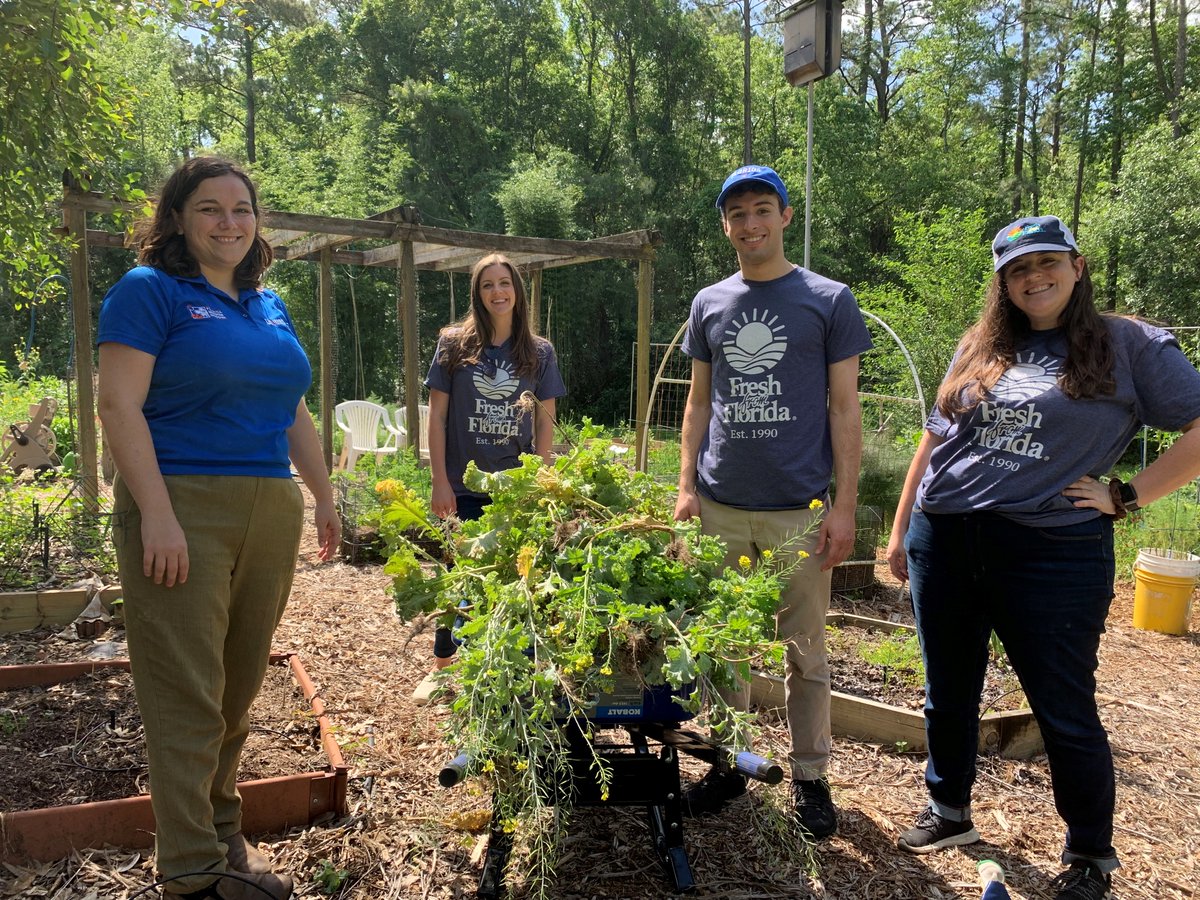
top-left (97, 266), bottom-right (312, 477)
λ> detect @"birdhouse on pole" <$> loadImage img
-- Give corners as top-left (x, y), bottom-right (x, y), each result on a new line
top-left (782, 0), bottom-right (842, 87)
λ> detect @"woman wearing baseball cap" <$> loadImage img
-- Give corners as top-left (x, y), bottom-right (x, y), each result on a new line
top-left (885, 215), bottom-right (1200, 899)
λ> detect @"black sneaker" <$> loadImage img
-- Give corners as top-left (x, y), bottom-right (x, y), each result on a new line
top-left (896, 806), bottom-right (980, 853)
top-left (1049, 862), bottom-right (1112, 900)
top-left (791, 778), bottom-right (838, 839)
top-left (681, 768), bottom-right (747, 817)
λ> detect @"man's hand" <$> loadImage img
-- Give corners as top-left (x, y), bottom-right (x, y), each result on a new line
top-left (816, 503), bottom-right (855, 570)
top-left (674, 487), bottom-right (701, 522)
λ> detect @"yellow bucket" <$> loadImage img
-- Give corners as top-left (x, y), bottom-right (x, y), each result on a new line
top-left (1132, 548), bottom-right (1200, 635)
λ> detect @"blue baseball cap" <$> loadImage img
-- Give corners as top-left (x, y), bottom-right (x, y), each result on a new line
top-left (992, 215), bottom-right (1079, 271)
top-left (715, 164), bottom-right (789, 211)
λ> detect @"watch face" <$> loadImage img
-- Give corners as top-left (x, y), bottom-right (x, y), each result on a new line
top-left (1119, 482), bottom-right (1138, 505)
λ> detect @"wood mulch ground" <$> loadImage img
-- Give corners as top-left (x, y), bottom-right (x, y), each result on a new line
top-left (0, 665), bottom-right (325, 812)
top-left (3, 485), bottom-right (1198, 899)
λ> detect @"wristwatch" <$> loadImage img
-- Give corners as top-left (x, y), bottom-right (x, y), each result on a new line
top-left (1108, 478), bottom-right (1140, 516)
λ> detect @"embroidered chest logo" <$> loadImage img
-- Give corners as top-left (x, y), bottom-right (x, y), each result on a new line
top-left (187, 305), bottom-right (227, 320)
top-left (264, 318), bottom-right (288, 327)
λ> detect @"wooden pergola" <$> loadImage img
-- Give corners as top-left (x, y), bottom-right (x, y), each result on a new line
top-left (60, 188), bottom-right (662, 509)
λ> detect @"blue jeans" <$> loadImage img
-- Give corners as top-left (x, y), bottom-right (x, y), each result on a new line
top-left (905, 510), bottom-right (1119, 872)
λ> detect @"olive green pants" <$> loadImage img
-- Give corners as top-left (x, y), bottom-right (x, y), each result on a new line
top-left (699, 497), bottom-right (832, 780)
top-left (114, 474), bottom-right (302, 892)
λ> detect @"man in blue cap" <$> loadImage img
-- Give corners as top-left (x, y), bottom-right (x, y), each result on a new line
top-left (674, 164), bottom-right (873, 839)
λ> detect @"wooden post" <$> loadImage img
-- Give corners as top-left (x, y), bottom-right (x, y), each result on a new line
top-left (635, 259), bottom-right (653, 472)
top-left (529, 268), bottom-right (542, 334)
top-left (65, 202), bottom-right (98, 514)
top-left (399, 218), bottom-right (420, 458)
top-left (318, 248), bottom-right (334, 471)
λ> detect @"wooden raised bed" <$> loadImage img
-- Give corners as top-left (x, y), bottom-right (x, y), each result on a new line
top-left (749, 612), bottom-right (1044, 760)
top-left (0, 652), bottom-right (347, 863)
top-left (0, 585), bottom-right (124, 633)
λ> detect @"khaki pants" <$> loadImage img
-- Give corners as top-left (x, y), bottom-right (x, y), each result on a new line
top-left (114, 475), bottom-right (303, 892)
top-left (699, 496), bottom-right (832, 780)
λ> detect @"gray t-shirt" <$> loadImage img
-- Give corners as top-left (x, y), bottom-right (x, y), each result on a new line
top-left (917, 317), bottom-right (1200, 526)
top-left (425, 334), bottom-right (566, 498)
top-left (681, 267), bottom-right (873, 510)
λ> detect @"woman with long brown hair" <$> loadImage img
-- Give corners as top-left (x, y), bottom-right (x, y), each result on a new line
top-left (98, 157), bottom-right (338, 900)
top-left (413, 253), bottom-right (565, 699)
top-left (886, 215), bottom-right (1200, 899)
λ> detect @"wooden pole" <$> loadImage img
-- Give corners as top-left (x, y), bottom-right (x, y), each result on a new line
top-left (529, 268), bottom-right (542, 334)
top-left (65, 202), bottom-right (98, 513)
top-left (399, 218), bottom-right (420, 459)
top-left (318, 248), bottom-right (334, 471)
top-left (635, 259), bottom-right (653, 472)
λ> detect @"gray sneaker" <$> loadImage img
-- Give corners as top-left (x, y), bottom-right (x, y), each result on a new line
top-left (897, 807), bottom-right (980, 853)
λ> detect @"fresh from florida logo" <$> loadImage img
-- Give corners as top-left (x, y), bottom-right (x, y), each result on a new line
top-left (472, 360), bottom-right (519, 400)
top-left (971, 351), bottom-right (1061, 460)
top-left (720, 308), bottom-right (793, 426)
top-left (469, 360), bottom-right (521, 437)
top-left (1006, 223), bottom-right (1044, 242)
top-left (723, 310), bottom-right (787, 374)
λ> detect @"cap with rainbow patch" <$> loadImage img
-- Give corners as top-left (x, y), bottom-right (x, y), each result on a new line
top-left (992, 215), bottom-right (1079, 271)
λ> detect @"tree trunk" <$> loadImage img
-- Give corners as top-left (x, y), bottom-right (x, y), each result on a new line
top-left (1071, 0), bottom-right (1102, 235)
top-left (244, 31), bottom-right (256, 164)
top-left (1011, 0), bottom-right (1032, 216)
top-left (1105, 0), bottom-right (1128, 311)
top-left (858, 0), bottom-right (874, 100)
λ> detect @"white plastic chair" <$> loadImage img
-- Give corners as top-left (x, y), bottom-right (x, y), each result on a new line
top-left (418, 403), bottom-right (431, 460)
top-left (335, 401), bottom-right (405, 471)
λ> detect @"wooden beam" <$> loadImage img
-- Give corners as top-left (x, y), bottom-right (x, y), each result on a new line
top-left (319, 248), bottom-right (335, 471)
top-left (398, 217), bottom-right (421, 458)
top-left (65, 202), bottom-right (98, 514)
top-left (635, 259), bottom-right (653, 472)
top-left (529, 269), bottom-right (542, 334)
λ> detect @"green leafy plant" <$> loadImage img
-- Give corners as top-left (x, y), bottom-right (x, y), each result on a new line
top-left (312, 859), bottom-right (350, 894)
top-left (857, 633), bottom-right (924, 687)
top-left (382, 420), bottom-right (817, 895)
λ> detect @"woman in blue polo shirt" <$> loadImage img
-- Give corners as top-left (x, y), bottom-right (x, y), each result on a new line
top-left (97, 157), bottom-right (338, 900)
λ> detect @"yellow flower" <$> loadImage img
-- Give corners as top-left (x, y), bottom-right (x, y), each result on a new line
top-left (599, 665), bottom-right (613, 676)
top-left (502, 817), bottom-right (518, 834)
top-left (515, 760), bottom-right (529, 772)
top-left (374, 479), bottom-right (401, 502)
top-left (600, 787), bottom-right (610, 801)
top-left (482, 759), bottom-right (496, 772)
top-left (809, 498), bottom-right (824, 510)
top-left (799, 550), bottom-right (810, 559)
top-left (761, 549), bottom-right (774, 560)
top-left (738, 555), bottom-right (752, 569)
top-left (516, 544), bottom-right (537, 579)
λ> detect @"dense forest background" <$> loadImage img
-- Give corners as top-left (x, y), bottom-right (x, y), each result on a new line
top-left (2, 0), bottom-right (1197, 426)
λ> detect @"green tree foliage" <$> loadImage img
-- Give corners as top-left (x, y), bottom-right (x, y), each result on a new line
top-left (4, 0), bottom-right (1198, 419)
top-left (0, 0), bottom-right (142, 300)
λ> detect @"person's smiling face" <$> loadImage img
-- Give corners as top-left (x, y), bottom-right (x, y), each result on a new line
top-left (721, 189), bottom-right (793, 273)
top-left (477, 263), bottom-right (516, 322)
top-left (1002, 250), bottom-right (1085, 330)
top-left (173, 174), bottom-right (257, 285)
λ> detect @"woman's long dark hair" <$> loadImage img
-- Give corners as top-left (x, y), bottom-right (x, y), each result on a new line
top-left (936, 252), bottom-right (1115, 418)
top-left (437, 253), bottom-right (546, 378)
top-left (134, 157), bottom-right (273, 289)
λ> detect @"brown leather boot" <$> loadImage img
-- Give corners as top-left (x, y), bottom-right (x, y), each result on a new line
top-left (164, 870), bottom-right (294, 899)
top-left (223, 833), bottom-right (273, 875)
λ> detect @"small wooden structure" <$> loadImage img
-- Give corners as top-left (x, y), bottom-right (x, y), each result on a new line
top-left (59, 188), bottom-right (662, 508)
